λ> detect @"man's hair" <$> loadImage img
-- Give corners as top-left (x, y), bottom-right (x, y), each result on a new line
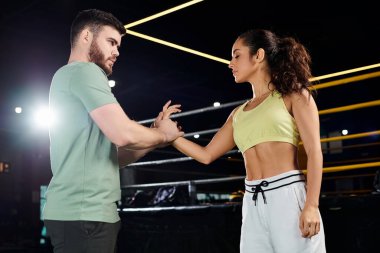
top-left (70, 9), bottom-right (126, 48)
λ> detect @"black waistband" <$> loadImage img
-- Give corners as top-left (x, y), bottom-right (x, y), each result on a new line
top-left (245, 173), bottom-right (305, 205)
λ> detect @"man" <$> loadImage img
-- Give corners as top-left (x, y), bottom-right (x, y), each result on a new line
top-left (42, 9), bottom-right (183, 253)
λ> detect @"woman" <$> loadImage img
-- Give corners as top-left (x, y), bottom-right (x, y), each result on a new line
top-left (157, 29), bottom-right (326, 252)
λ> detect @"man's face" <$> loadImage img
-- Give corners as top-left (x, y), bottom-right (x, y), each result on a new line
top-left (88, 26), bottom-right (122, 76)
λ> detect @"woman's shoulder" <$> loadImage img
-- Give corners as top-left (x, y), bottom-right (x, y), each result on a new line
top-left (288, 89), bottom-right (316, 108)
top-left (286, 88), bottom-right (312, 99)
top-left (227, 101), bottom-right (249, 120)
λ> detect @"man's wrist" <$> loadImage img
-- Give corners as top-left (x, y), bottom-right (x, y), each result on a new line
top-left (158, 129), bottom-right (167, 143)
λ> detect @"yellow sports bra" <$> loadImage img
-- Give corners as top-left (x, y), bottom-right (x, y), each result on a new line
top-left (232, 91), bottom-right (300, 153)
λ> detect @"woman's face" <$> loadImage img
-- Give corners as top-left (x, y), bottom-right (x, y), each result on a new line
top-left (228, 38), bottom-right (258, 83)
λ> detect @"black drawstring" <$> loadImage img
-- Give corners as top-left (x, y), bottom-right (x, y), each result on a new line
top-left (246, 173), bottom-right (305, 205)
top-left (251, 181), bottom-right (269, 206)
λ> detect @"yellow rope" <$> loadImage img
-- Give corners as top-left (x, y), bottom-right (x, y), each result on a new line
top-left (126, 30), bottom-right (230, 64)
top-left (319, 100), bottom-right (380, 115)
top-left (309, 63), bottom-right (380, 82)
top-left (124, 0), bottom-right (204, 29)
top-left (319, 130), bottom-right (380, 143)
top-left (312, 71), bottom-right (380, 90)
top-left (322, 161), bottom-right (380, 173)
top-left (301, 161), bottom-right (380, 174)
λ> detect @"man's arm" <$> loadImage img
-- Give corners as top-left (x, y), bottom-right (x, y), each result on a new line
top-left (117, 146), bottom-right (155, 168)
top-left (117, 112), bottom-right (163, 167)
top-left (90, 103), bottom-right (183, 149)
top-left (116, 100), bottom-right (183, 167)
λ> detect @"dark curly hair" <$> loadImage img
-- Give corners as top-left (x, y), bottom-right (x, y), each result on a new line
top-left (238, 29), bottom-right (314, 96)
top-left (70, 9), bottom-right (126, 48)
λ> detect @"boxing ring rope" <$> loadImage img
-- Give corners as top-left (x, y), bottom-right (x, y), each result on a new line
top-left (317, 130), bottom-right (380, 144)
top-left (319, 100), bottom-right (380, 115)
top-left (309, 63), bottom-right (380, 82)
top-left (122, 175), bottom-right (245, 189)
top-left (124, 0), bottom-right (204, 29)
top-left (312, 71), bottom-right (380, 90)
top-left (138, 99), bottom-right (247, 125)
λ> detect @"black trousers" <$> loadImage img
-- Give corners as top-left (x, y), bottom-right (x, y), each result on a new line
top-left (44, 220), bottom-right (121, 253)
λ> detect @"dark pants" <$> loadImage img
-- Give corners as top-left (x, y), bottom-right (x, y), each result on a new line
top-left (44, 220), bottom-right (121, 253)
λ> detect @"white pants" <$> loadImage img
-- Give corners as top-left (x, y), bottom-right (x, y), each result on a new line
top-left (240, 170), bottom-right (326, 253)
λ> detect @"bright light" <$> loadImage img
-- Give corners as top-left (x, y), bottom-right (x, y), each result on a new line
top-left (108, 80), bottom-right (116, 87)
top-left (342, 129), bottom-right (348, 135)
top-left (33, 107), bottom-right (55, 129)
top-left (194, 134), bottom-right (200, 139)
top-left (15, 107), bottom-right (22, 113)
top-left (213, 102), bottom-right (221, 107)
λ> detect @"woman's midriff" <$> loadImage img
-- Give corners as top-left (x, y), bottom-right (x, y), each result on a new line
top-left (243, 142), bottom-right (299, 180)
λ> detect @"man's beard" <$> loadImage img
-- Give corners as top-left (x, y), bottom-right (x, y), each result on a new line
top-left (89, 40), bottom-right (113, 76)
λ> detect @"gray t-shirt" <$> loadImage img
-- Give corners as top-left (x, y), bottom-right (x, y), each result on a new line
top-left (43, 62), bottom-right (120, 223)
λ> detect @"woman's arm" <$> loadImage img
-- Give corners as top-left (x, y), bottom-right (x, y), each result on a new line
top-left (158, 103), bottom-right (238, 164)
top-left (291, 89), bottom-right (323, 238)
top-left (173, 111), bottom-right (236, 164)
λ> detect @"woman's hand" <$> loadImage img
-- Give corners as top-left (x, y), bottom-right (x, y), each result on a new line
top-left (299, 205), bottom-right (321, 238)
top-left (152, 100), bottom-right (182, 129)
top-left (152, 100), bottom-right (183, 147)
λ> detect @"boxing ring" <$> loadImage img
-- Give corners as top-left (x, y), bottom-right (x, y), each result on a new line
top-left (115, 64), bottom-right (380, 253)
top-left (122, 0), bottom-right (380, 195)
top-left (115, 1), bottom-right (380, 252)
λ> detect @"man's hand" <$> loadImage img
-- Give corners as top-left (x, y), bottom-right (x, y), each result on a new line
top-left (156, 118), bottom-right (184, 143)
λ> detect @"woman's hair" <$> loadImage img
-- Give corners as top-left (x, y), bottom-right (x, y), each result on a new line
top-left (238, 29), bottom-right (314, 96)
top-left (70, 9), bottom-right (126, 48)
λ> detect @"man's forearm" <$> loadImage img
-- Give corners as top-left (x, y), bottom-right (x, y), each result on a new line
top-left (117, 146), bottom-right (156, 168)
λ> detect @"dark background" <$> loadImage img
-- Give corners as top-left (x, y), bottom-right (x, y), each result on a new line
top-left (0, 0), bottom-right (379, 252)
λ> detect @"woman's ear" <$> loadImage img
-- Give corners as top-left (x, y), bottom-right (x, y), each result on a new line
top-left (256, 48), bottom-right (265, 62)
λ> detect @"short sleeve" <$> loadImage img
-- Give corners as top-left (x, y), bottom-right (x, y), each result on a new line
top-left (70, 63), bottom-right (118, 112)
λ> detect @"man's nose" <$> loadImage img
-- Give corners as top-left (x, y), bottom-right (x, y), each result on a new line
top-left (112, 49), bottom-right (119, 57)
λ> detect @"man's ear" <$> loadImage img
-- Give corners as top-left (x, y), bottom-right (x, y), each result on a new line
top-left (80, 28), bottom-right (93, 45)
top-left (256, 48), bottom-right (265, 62)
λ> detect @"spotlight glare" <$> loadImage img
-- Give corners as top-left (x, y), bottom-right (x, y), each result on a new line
top-left (194, 134), bottom-right (200, 139)
top-left (342, 129), bottom-right (348, 135)
top-left (15, 107), bottom-right (22, 114)
top-left (213, 102), bottom-right (221, 107)
top-left (108, 80), bottom-right (116, 87)
top-left (33, 107), bottom-right (55, 129)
